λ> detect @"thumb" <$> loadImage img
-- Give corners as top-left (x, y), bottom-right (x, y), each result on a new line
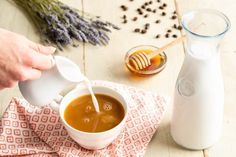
top-left (30, 42), bottom-right (56, 55)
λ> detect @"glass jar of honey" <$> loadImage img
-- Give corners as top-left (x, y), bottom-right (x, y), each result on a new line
top-left (125, 45), bottom-right (167, 75)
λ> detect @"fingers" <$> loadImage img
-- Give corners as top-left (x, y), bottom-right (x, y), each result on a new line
top-left (0, 68), bottom-right (17, 89)
top-left (21, 39), bottom-right (56, 70)
top-left (29, 42), bottom-right (56, 55)
top-left (0, 66), bottom-right (40, 90)
top-left (20, 66), bottom-right (42, 80)
top-left (8, 65), bottom-right (41, 81)
top-left (23, 50), bottom-right (54, 70)
top-left (0, 78), bottom-right (16, 89)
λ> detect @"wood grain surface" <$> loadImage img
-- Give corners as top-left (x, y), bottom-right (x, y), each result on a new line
top-left (0, 0), bottom-right (235, 156)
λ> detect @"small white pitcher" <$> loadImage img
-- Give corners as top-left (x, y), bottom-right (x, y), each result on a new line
top-left (18, 56), bottom-right (85, 107)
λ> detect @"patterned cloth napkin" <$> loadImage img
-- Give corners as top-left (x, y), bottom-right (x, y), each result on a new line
top-left (0, 81), bottom-right (168, 157)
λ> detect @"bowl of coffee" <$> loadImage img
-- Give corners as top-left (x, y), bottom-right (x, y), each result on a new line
top-left (59, 85), bottom-right (128, 150)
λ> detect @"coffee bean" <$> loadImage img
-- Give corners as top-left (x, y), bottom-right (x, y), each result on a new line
top-left (139, 11), bottom-right (143, 15)
top-left (133, 17), bottom-right (138, 21)
top-left (130, 0), bottom-right (134, 1)
top-left (134, 28), bottom-right (140, 32)
top-left (141, 5), bottom-right (146, 9)
top-left (123, 19), bottom-right (127, 23)
top-left (144, 14), bottom-right (149, 18)
top-left (171, 15), bottom-right (177, 20)
top-left (172, 34), bottom-right (178, 38)
top-left (145, 23), bottom-right (150, 29)
top-left (152, 9), bottom-right (156, 13)
top-left (149, 1), bottom-right (153, 4)
top-left (146, 8), bottom-right (152, 12)
top-left (159, 6), bottom-right (164, 10)
top-left (161, 12), bottom-right (166, 16)
top-left (155, 34), bottom-right (160, 38)
top-left (163, 3), bottom-right (167, 7)
top-left (177, 25), bottom-right (183, 30)
top-left (157, 0), bottom-right (161, 2)
top-left (173, 24), bottom-right (177, 28)
top-left (144, 2), bottom-right (149, 5)
top-left (155, 20), bottom-right (160, 23)
top-left (167, 29), bottom-right (171, 33)
top-left (173, 10), bottom-right (177, 14)
top-left (141, 29), bottom-right (147, 34)
top-left (123, 15), bottom-right (127, 19)
top-left (165, 33), bottom-right (169, 38)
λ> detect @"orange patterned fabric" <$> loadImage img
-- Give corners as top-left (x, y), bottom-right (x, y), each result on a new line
top-left (0, 81), bottom-right (167, 157)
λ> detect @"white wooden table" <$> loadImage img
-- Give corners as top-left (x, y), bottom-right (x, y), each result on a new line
top-left (0, 0), bottom-right (236, 156)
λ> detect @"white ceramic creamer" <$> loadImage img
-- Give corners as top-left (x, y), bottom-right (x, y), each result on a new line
top-left (18, 56), bottom-right (85, 107)
top-left (171, 9), bottom-right (230, 149)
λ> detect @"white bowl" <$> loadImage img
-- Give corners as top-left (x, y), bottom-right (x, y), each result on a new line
top-left (59, 85), bottom-right (128, 150)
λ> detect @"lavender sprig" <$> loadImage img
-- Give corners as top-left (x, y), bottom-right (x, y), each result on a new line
top-left (13, 0), bottom-right (120, 50)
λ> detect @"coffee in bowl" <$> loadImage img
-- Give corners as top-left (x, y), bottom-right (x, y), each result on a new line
top-left (60, 85), bottom-right (128, 149)
top-left (64, 94), bottom-right (125, 133)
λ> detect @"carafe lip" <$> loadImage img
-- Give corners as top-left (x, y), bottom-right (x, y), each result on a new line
top-left (182, 9), bottom-right (231, 38)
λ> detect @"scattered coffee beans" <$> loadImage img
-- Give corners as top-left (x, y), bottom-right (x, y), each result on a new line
top-left (134, 28), bottom-right (140, 32)
top-left (141, 29), bottom-right (147, 34)
top-left (120, 5), bottom-right (128, 11)
top-left (146, 8), bottom-right (152, 12)
top-left (155, 20), bottom-right (160, 23)
top-left (145, 23), bottom-right (150, 29)
top-left (172, 34), bottom-right (177, 38)
top-left (171, 15), bottom-right (177, 20)
top-left (155, 34), bottom-right (160, 38)
top-left (144, 14), bottom-right (149, 18)
top-left (177, 26), bottom-right (182, 30)
top-left (161, 12), bottom-right (166, 16)
top-left (120, 0), bottom-right (182, 39)
top-left (133, 17), bottom-right (138, 21)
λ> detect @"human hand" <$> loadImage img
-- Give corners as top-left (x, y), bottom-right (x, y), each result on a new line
top-left (0, 28), bottom-right (56, 89)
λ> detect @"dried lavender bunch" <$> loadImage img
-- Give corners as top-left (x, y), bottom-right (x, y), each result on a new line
top-left (13, 0), bottom-right (120, 50)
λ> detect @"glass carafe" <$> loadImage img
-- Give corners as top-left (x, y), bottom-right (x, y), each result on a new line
top-left (171, 9), bottom-right (230, 149)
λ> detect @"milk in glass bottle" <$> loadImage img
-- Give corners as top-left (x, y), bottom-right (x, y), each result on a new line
top-left (171, 9), bottom-right (230, 149)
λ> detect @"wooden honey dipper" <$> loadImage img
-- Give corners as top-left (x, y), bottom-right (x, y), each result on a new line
top-left (129, 35), bottom-right (186, 70)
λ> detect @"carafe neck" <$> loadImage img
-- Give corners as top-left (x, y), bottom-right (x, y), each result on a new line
top-left (185, 33), bottom-right (221, 59)
top-left (182, 9), bottom-right (230, 59)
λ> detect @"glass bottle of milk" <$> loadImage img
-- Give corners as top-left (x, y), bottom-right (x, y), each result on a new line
top-left (171, 9), bottom-right (230, 149)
